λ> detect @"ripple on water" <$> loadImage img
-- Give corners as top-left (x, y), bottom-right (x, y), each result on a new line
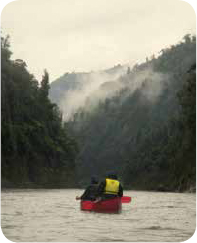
top-left (1, 189), bottom-right (196, 242)
top-left (142, 226), bottom-right (178, 231)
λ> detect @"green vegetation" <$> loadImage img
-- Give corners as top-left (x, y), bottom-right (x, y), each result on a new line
top-left (1, 34), bottom-right (195, 192)
top-left (68, 35), bottom-right (196, 192)
top-left (1, 36), bottom-right (78, 188)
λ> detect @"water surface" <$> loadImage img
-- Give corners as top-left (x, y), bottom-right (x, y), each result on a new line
top-left (1, 189), bottom-right (196, 241)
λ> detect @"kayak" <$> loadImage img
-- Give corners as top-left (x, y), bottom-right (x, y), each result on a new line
top-left (81, 197), bottom-right (122, 213)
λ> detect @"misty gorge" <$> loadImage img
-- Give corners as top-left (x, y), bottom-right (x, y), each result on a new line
top-left (1, 32), bottom-right (196, 243)
top-left (1, 34), bottom-right (196, 193)
top-left (1, 0), bottom-right (196, 241)
top-left (49, 35), bottom-right (196, 192)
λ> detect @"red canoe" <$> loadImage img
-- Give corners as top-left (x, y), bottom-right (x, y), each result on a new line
top-left (81, 197), bottom-right (122, 213)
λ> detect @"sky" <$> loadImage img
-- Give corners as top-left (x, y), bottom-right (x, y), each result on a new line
top-left (1, 0), bottom-right (196, 82)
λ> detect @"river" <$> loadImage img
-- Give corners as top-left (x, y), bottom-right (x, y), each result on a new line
top-left (1, 189), bottom-right (196, 242)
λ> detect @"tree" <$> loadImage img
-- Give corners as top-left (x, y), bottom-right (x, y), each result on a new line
top-left (40, 69), bottom-right (50, 98)
top-left (1, 35), bottom-right (78, 188)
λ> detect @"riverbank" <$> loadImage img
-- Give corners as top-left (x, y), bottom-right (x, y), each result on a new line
top-left (2, 179), bottom-right (195, 193)
top-left (1, 178), bottom-right (77, 190)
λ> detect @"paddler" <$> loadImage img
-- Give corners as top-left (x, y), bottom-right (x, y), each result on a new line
top-left (76, 176), bottom-right (99, 201)
top-left (97, 173), bottom-right (123, 200)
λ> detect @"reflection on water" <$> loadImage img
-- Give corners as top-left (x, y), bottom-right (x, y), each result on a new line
top-left (1, 189), bottom-right (196, 242)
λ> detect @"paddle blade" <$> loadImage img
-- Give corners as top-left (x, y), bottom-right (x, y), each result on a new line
top-left (121, 196), bottom-right (131, 203)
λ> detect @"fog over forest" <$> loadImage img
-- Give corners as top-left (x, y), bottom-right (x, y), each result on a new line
top-left (1, 2), bottom-right (196, 243)
top-left (51, 65), bottom-right (170, 121)
top-left (49, 35), bottom-right (196, 191)
top-left (1, 0), bottom-right (196, 192)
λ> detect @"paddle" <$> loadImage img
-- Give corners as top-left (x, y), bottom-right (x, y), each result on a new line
top-left (121, 196), bottom-right (131, 203)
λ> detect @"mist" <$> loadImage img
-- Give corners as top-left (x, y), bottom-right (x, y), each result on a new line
top-left (60, 66), bottom-right (127, 121)
top-left (59, 64), bottom-right (169, 121)
top-left (127, 68), bottom-right (169, 102)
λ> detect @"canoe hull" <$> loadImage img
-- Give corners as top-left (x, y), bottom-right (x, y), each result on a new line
top-left (80, 197), bottom-right (122, 213)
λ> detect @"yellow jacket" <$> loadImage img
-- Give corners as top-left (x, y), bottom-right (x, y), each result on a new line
top-left (104, 178), bottom-right (120, 195)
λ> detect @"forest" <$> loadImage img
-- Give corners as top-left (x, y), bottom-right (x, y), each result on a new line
top-left (1, 36), bottom-right (78, 188)
top-left (65, 35), bottom-right (196, 192)
top-left (1, 34), bottom-right (196, 192)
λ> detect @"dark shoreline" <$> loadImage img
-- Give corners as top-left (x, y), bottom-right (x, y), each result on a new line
top-left (2, 177), bottom-right (195, 193)
top-left (1, 184), bottom-right (195, 193)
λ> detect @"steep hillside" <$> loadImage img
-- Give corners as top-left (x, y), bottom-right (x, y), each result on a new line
top-left (67, 35), bottom-right (196, 191)
top-left (1, 36), bottom-right (78, 188)
top-left (49, 65), bottom-right (127, 120)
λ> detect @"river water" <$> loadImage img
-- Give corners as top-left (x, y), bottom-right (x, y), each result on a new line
top-left (1, 189), bottom-right (196, 242)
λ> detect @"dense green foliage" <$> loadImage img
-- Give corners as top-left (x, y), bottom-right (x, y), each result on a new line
top-left (68, 35), bottom-right (196, 191)
top-left (1, 36), bottom-right (78, 188)
top-left (2, 34), bottom-right (195, 191)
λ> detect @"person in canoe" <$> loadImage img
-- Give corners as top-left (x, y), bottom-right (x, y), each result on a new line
top-left (76, 176), bottom-right (99, 201)
top-left (97, 173), bottom-right (123, 200)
